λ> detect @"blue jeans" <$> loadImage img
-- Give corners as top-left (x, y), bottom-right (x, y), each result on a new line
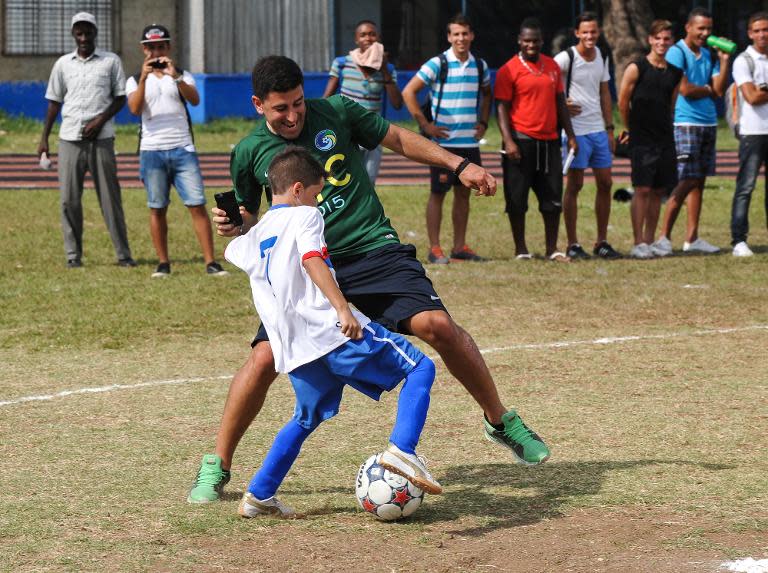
top-left (140, 147), bottom-right (205, 208)
top-left (731, 134), bottom-right (768, 245)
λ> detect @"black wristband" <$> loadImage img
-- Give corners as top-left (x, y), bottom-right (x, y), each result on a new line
top-left (454, 157), bottom-right (471, 177)
top-left (479, 120), bottom-right (488, 128)
top-left (605, 124), bottom-right (615, 130)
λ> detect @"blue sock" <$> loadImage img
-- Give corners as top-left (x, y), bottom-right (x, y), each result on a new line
top-left (389, 357), bottom-right (435, 454)
top-left (247, 419), bottom-right (313, 500)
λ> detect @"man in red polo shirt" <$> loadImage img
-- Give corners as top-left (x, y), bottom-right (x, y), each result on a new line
top-left (495, 18), bottom-right (577, 261)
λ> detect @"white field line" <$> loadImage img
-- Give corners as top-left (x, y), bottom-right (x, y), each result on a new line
top-left (1, 325), bottom-right (767, 409)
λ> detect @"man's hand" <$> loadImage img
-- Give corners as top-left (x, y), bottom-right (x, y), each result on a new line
top-left (458, 162), bottom-right (496, 196)
top-left (82, 115), bottom-right (106, 140)
top-left (567, 136), bottom-right (578, 156)
top-left (475, 122), bottom-right (487, 140)
top-left (159, 56), bottom-right (179, 79)
top-left (37, 140), bottom-right (49, 157)
top-left (421, 122), bottom-right (449, 139)
top-left (503, 138), bottom-right (521, 160)
top-left (566, 98), bottom-right (582, 117)
top-left (140, 53), bottom-right (154, 82)
top-left (337, 307), bottom-right (362, 340)
top-left (608, 130), bottom-right (616, 154)
top-left (212, 205), bottom-right (247, 237)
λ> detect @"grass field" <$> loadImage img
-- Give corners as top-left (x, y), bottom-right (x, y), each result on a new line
top-left (1, 175), bottom-right (766, 572)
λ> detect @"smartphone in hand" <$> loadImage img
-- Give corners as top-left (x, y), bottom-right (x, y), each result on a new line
top-left (214, 190), bottom-right (243, 227)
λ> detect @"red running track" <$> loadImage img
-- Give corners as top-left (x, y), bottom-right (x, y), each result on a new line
top-left (0, 151), bottom-right (743, 190)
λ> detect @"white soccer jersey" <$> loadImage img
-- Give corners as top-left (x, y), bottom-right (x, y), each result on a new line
top-left (225, 204), bottom-right (370, 373)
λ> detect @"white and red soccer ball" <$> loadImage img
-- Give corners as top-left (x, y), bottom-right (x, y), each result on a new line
top-left (355, 453), bottom-right (424, 521)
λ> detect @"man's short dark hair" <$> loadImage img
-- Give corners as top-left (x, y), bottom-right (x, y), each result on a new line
top-left (520, 17), bottom-right (541, 34)
top-left (648, 19), bottom-right (673, 37)
top-left (251, 56), bottom-right (304, 100)
top-left (575, 11), bottom-right (599, 29)
top-left (355, 19), bottom-right (377, 31)
top-left (447, 13), bottom-right (472, 33)
top-left (268, 146), bottom-right (326, 195)
top-left (688, 7), bottom-right (712, 22)
top-left (748, 11), bottom-right (768, 29)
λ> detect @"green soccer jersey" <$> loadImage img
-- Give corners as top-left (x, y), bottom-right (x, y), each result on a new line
top-left (230, 95), bottom-right (400, 258)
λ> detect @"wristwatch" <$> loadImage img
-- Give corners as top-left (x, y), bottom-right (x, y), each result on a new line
top-left (173, 74), bottom-right (183, 84)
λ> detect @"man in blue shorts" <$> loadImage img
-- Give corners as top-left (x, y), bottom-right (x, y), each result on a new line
top-left (555, 12), bottom-right (621, 260)
top-left (187, 56), bottom-right (550, 504)
top-left (656, 7), bottom-right (729, 255)
top-left (227, 147), bottom-right (440, 517)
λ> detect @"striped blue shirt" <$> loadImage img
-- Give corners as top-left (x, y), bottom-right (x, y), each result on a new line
top-left (329, 55), bottom-right (397, 115)
top-left (416, 48), bottom-right (490, 148)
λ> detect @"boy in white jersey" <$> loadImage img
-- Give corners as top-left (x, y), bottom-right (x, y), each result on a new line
top-left (224, 146), bottom-right (441, 517)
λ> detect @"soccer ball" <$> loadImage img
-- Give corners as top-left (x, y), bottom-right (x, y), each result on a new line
top-left (355, 453), bottom-right (424, 521)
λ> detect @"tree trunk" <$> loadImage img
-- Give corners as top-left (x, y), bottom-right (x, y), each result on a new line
top-left (601, 0), bottom-right (654, 88)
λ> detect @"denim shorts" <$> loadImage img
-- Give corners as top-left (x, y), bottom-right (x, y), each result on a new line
top-left (288, 322), bottom-right (424, 429)
top-left (139, 146), bottom-right (205, 208)
top-left (565, 131), bottom-right (613, 170)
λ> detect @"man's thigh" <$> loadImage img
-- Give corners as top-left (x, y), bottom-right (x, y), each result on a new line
top-left (140, 150), bottom-right (171, 208)
top-left (170, 147), bottom-right (206, 207)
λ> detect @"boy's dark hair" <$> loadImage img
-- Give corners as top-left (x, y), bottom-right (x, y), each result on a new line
top-left (268, 146), bottom-right (326, 195)
top-left (648, 19), bottom-right (673, 37)
top-left (748, 11), bottom-right (768, 29)
top-left (575, 11), bottom-right (599, 29)
top-left (447, 13), bottom-right (472, 33)
top-left (251, 56), bottom-right (304, 100)
top-left (687, 7), bottom-right (712, 22)
top-left (355, 19), bottom-right (378, 31)
top-left (520, 17), bottom-right (541, 33)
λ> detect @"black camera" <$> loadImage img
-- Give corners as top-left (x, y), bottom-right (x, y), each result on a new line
top-left (150, 60), bottom-right (167, 70)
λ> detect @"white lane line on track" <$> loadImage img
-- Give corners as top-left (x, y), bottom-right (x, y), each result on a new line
top-left (2, 325), bottom-right (767, 408)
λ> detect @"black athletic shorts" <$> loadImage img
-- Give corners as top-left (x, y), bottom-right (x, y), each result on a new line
top-left (430, 146), bottom-right (483, 194)
top-left (629, 144), bottom-right (678, 190)
top-left (502, 137), bottom-right (563, 215)
top-left (251, 243), bottom-right (448, 346)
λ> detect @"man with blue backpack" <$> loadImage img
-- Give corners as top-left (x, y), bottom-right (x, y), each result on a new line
top-left (655, 7), bottom-right (730, 256)
top-left (402, 13), bottom-right (491, 264)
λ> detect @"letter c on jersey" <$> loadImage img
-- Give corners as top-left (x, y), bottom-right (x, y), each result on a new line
top-left (324, 154), bottom-right (351, 187)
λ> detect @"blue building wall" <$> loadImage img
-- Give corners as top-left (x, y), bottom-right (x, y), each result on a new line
top-left (0, 70), bottom-right (498, 124)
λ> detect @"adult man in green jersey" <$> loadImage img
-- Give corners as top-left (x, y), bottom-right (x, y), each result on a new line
top-left (188, 56), bottom-right (550, 503)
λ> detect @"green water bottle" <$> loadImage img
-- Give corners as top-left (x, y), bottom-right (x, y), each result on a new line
top-left (707, 35), bottom-right (736, 54)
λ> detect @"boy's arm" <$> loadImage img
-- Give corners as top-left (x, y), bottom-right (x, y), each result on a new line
top-left (302, 256), bottom-right (362, 340)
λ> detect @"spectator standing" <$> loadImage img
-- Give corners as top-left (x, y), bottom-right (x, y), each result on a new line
top-left (126, 24), bottom-right (227, 277)
top-left (38, 12), bottom-right (135, 269)
top-left (555, 12), bottom-right (621, 260)
top-left (655, 7), bottom-right (730, 255)
top-left (617, 20), bottom-right (683, 259)
top-left (322, 20), bottom-right (402, 185)
top-left (730, 12), bottom-right (768, 257)
top-left (403, 13), bottom-right (491, 264)
top-left (494, 18), bottom-right (577, 262)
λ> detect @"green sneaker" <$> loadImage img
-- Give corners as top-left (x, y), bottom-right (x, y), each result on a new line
top-left (484, 410), bottom-right (550, 466)
top-left (187, 454), bottom-right (231, 503)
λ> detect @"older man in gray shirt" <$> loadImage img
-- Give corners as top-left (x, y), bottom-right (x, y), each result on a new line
top-left (38, 12), bottom-right (134, 268)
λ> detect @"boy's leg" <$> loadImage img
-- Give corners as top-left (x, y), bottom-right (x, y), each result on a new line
top-left (389, 356), bottom-right (435, 454)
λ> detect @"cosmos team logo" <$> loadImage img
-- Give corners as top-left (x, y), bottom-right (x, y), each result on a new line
top-left (315, 129), bottom-right (337, 151)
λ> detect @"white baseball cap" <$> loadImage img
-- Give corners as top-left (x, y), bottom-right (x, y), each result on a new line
top-left (71, 12), bottom-right (97, 29)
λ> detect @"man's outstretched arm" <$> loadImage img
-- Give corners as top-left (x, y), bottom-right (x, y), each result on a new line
top-left (380, 124), bottom-right (496, 196)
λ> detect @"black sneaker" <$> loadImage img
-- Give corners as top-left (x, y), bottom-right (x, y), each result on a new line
top-left (566, 243), bottom-right (591, 260)
top-left (593, 241), bottom-right (622, 259)
top-left (66, 259), bottom-right (83, 269)
top-left (117, 257), bottom-right (138, 267)
top-left (151, 262), bottom-right (171, 278)
top-left (206, 261), bottom-right (229, 276)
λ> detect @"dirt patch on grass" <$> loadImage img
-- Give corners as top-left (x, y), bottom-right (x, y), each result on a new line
top-left (181, 507), bottom-right (764, 573)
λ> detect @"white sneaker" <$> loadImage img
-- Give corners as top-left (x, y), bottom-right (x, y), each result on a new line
top-left (238, 492), bottom-right (298, 518)
top-left (653, 236), bottom-right (673, 256)
top-left (683, 238), bottom-right (720, 253)
top-left (630, 243), bottom-right (653, 259)
top-left (378, 443), bottom-right (443, 495)
top-left (732, 241), bottom-right (754, 257)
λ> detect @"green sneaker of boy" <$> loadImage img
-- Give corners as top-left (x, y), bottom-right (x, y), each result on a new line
top-left (484, 410), bottom-right (550, 465)
top-left (187, 454), bottom-right (231, 503)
